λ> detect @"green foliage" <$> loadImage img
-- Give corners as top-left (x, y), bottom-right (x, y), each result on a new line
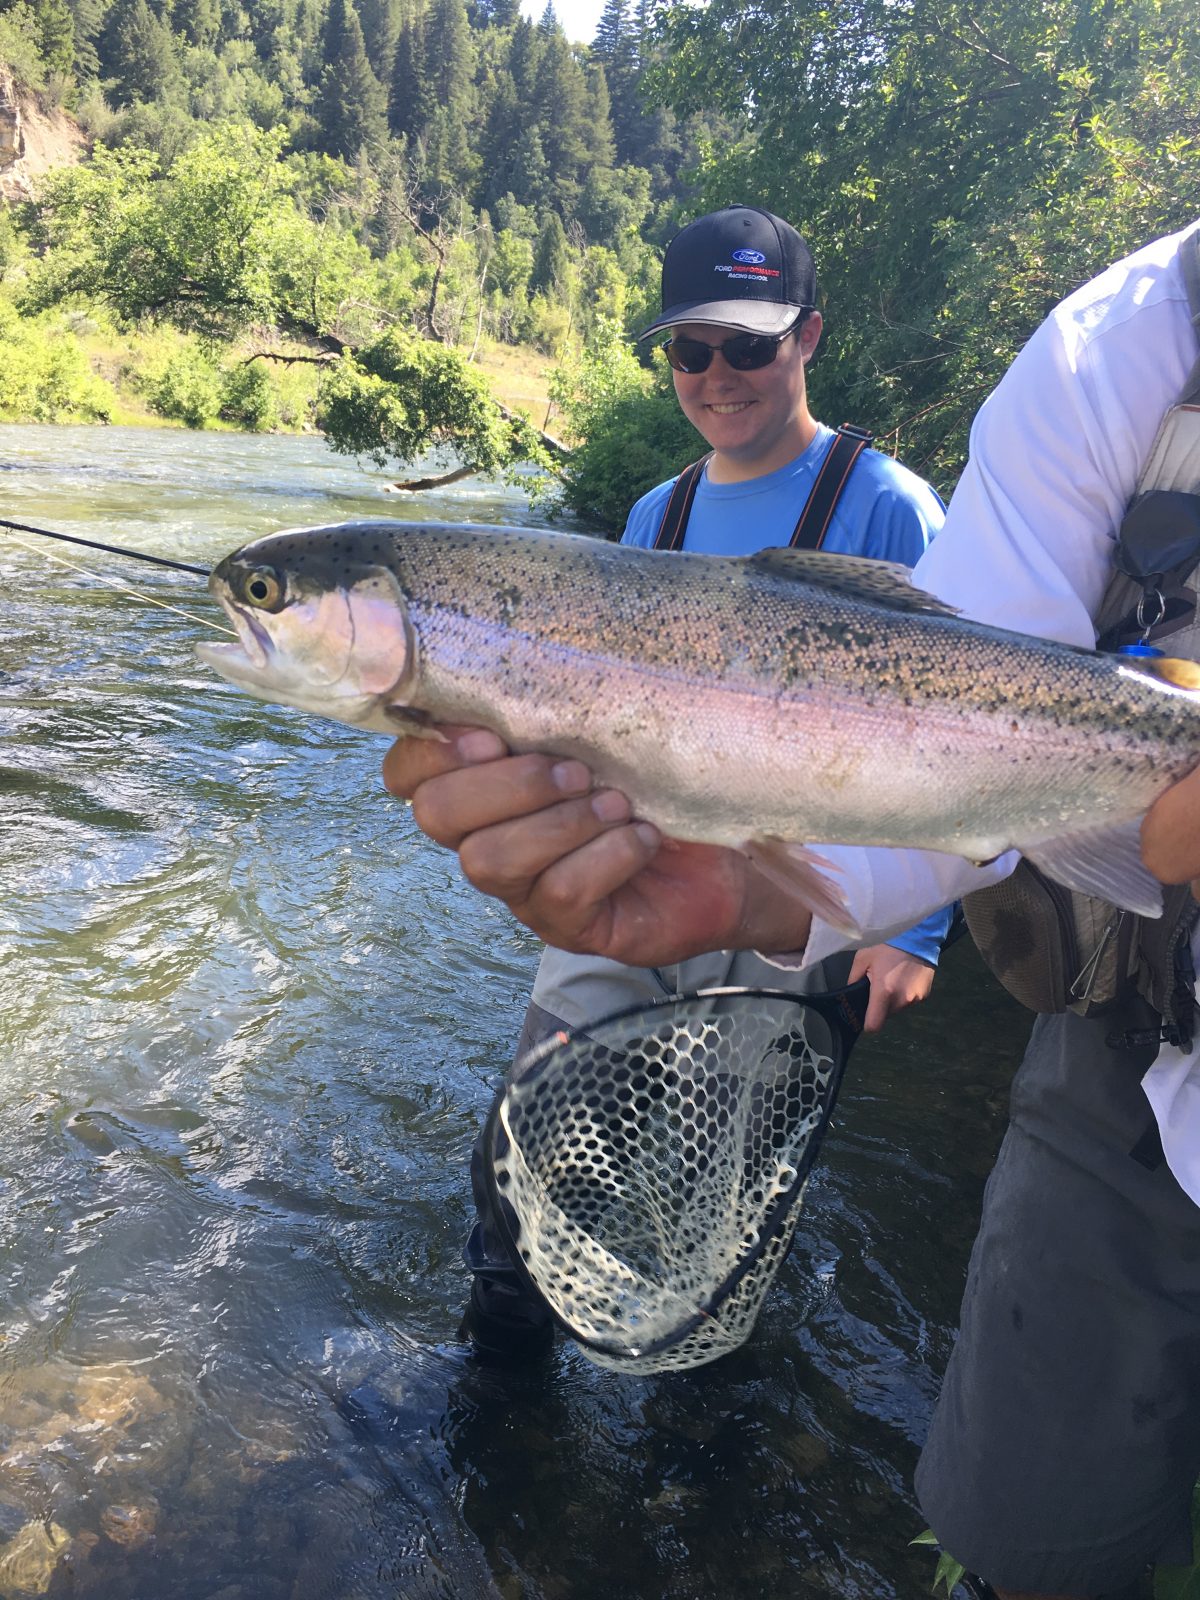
top-left (316, 324), bottom-right (552, 476)
top-left (316, 0), bottom-right (388, 161)
top-left (219, 358), bottom-right (280, 430)
top-left (648, 0), bottom-right (1200, 490)
top-left (0, 302), bottom-right (116, 422)
top-left (909, 1530), bottom-right (966, 1598)
top-left (547, 324), bottom-right (700, 532)
top-left (0, 3), bottom-right (52, 84)
top-left (25, 124), bottom-right (309, 338)
top-left (144, 337), bottom-right (222, 425)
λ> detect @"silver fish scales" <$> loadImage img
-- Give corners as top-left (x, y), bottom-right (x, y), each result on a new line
top-left (197, 520), bottom-right (1200, 927)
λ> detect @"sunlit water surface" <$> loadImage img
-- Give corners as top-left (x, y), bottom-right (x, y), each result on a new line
top-left (0, 424), bottom-right (1030, 1599)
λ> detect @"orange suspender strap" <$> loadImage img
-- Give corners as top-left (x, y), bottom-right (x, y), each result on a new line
top-left (652, 427), bottom-right (873, 553)
top-left (789, 424), bottom-right (874, 550)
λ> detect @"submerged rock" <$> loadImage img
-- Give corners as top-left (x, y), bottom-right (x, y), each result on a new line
top-left (0, 1519), bottom-right (71, 1596)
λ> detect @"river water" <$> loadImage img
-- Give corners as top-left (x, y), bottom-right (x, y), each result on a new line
top-left (0, 423), bottom-right (1031, 1600)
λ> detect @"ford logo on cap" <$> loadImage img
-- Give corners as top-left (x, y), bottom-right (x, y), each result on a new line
top-left (732, 248), bottom-right (767, 265)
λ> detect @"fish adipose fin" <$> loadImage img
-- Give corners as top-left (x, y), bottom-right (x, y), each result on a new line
top-left (1125, 656), bottom-right (1200, 692)
top-left (1023, 818), bottom-right (1164, 918)
top-left (745, 548), bottom-right (961, 618)
top-left (744, 839), bottom-right (863, 940)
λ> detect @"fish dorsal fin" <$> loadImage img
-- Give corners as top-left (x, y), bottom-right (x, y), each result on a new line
top-left (744, 547), bottom-right (961, 617)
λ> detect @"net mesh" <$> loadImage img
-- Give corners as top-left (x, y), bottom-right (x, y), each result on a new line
top-left (487, 990), bottom-right (847, 1375)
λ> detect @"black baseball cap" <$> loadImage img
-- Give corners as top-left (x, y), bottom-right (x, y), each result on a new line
top-left (637, 205), bottom-right (817, 342)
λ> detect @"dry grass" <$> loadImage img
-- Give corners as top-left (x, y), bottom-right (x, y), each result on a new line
top-left (471, 337), bottom-right (559, 432)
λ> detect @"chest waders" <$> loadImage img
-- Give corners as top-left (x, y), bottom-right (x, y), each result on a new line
top-left (963, 223), bottom-right (1200, 1083)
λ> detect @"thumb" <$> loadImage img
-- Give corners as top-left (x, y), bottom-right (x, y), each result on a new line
top-left (848, 948), bottom-right (871, 986)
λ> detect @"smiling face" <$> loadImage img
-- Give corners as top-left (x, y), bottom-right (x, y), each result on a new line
top-left (670, 312), bottom-right (824, 484)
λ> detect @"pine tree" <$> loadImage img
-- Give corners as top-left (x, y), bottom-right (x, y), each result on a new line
top-left (507, 124), bottom-right (549, 210)
top-left (99, 0), bottom-right (177, 101)
top-left (505, 13), bottom-right (541, 100)
top-left (591, 0), bottom-right (626, 57)
top-left (389, 4), bottom-right (433, 139)
top-left (530, 208), bottom-right (569, 293)
top-left (317, 0), bottom-right (389, 159)
top-left (33, 0), bottom-right (76, 74)
top-left (173, 0), bottom-right (219, 48)
top-left (532, 26), bottom-right (587, 188)
top-left (424, 0), bottom-right (472, 110)
top-left (66, 0), bottom-right (104, 78)
top-left (580, 61), bottom-right (615, 168)
top-left (536, 0), bottom-right (556, 35)
top-left (357, 0), bottom-right (400, 79)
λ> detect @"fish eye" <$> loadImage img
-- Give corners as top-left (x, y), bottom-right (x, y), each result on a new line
top-left (240, 566), bottom-right (285, 611)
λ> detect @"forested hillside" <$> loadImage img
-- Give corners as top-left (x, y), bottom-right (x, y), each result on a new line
top-left (0, 0), bottom-right (1197, 531)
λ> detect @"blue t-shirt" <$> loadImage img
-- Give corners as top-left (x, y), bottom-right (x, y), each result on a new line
top-left (622, 423), bottom-right (945, 565)
top-left (621, 425), bottom-right (953, 965)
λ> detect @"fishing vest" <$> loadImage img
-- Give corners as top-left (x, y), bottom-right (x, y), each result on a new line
top-left (653, 424), bottom-right (874, 550)
top-left (962, 223), bottom-right (1200, 1049)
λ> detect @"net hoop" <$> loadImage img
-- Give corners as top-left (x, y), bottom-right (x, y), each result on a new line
top-left (483, 984), bottom-right (867, 1374)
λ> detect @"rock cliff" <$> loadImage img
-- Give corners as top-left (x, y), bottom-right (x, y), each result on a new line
top-left (0, 64), bottom-right (87, 202)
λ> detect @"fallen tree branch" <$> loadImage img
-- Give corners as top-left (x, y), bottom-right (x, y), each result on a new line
top-left (244, 350), bottom-right (338, 366)
top-left (387, 465), bottom-right (478, 492)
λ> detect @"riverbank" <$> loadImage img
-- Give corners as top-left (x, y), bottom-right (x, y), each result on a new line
top-left (0, 303), bottom-right (559, 437)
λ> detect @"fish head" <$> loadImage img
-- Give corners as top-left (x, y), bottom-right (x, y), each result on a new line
top-left (197, 524), bottom-right (414, 728)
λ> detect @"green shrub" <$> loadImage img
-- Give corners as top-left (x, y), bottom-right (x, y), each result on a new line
top-left (147, 342), bottom-right (222, 427)
top-left (548, 328), bottom-right (701, 534)
top-left (219, 359), bottom-right (280, 431)
top-left (0, 306), bottom-right (116, 422)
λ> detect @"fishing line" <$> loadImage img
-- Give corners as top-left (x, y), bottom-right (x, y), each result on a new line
top-left (4, 534), bottom-right (236, 637)
top-left (0, 516), bottom-right (210, 576)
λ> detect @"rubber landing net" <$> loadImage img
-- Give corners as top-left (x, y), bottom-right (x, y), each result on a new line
top-left (483, 984), bottom-right (867, 1375)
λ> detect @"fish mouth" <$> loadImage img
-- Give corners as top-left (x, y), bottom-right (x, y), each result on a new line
top-left (222, 599), bottom-right (275, 671)
top-left (195, 597), bottom-right (280, 685)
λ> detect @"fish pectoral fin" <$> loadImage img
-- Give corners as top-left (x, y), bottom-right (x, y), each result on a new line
top-left (1023, 818), bottom-right (1164, 918)
top-left (743, 838), bottom-right (863, 940)
top-left (383, 705), bottom-right (450, 741)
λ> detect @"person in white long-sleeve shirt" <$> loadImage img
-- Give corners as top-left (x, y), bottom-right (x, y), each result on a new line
top-left (381, 222), bottom-right (1200, 1600)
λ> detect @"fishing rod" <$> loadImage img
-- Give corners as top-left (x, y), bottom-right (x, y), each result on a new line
top-left (0, 516), bottom-right (209, 577)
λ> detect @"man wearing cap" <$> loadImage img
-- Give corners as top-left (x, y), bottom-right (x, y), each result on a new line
top-left (458, 204), bottom-right (953, 1359)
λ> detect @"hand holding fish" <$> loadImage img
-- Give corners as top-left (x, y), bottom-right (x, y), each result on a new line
top-left (1142, 765), bottom-right (1200, 902)
top-left (380, 728), bottom-right (815, 967)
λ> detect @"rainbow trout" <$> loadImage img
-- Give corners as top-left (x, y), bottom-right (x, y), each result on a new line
top-left (197, 519), bottom-right (1200, 931)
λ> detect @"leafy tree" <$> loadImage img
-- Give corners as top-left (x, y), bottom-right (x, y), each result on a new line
top-left (547, 324), bottom-right (697, 531)
top-left (316, 323), bottom-right (553, 478)
top-left (24, 125), bottom-right (305, 338)
top-left (649, 0), bottom-right (1200, 485)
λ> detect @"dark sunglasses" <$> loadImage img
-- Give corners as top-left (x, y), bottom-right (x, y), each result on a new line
top-left (661, 314), bottom-right (812, 375)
